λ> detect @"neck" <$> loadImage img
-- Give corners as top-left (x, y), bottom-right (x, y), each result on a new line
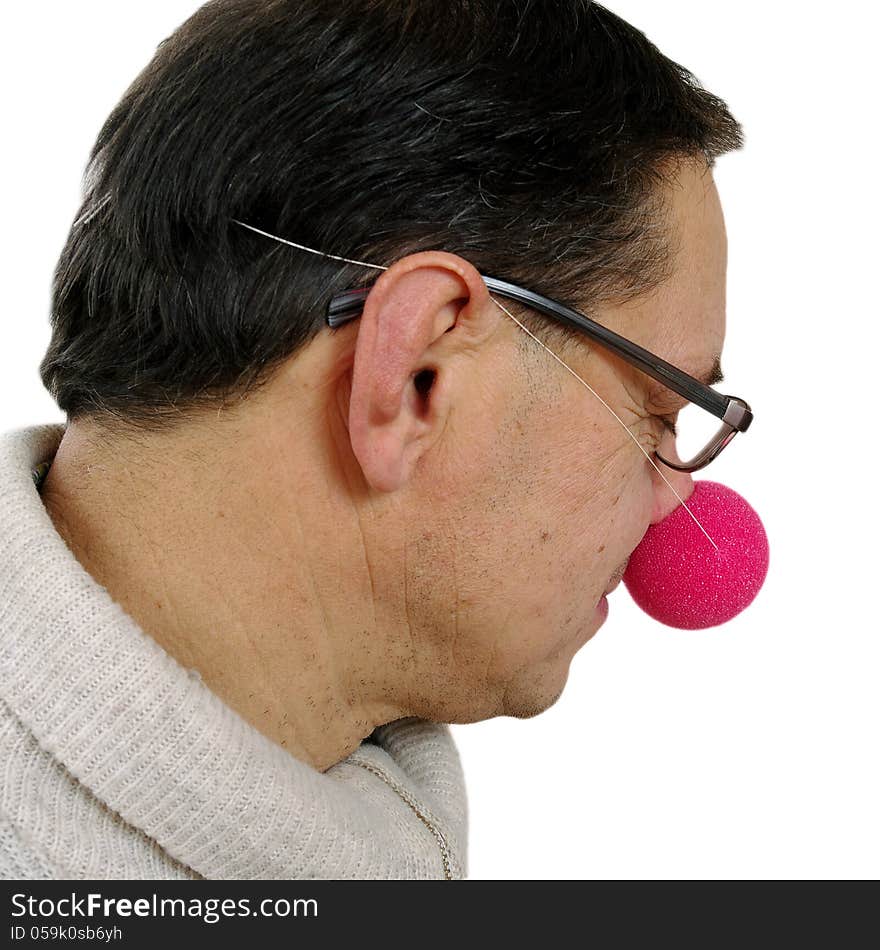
top-left (39, 414), bottom-right (414, 772)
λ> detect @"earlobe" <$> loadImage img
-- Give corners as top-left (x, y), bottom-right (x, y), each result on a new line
top-left (346, 251), bottom-right (494, 493)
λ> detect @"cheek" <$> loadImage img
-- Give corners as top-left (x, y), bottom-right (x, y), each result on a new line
top-left (558, 438), bottom-right (655, 572)
top-left (440, 398), bottom-right (652, 609)
top-left (555, 421), bottom-right (645, 516)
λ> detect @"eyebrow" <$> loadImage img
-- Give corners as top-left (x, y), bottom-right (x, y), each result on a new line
top-left (648, 354), bottom-right (725, 407)
top-left (699, 355), bottom-right (725, 387)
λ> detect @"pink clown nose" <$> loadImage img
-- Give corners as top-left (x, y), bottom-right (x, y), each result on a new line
top-left (622, 480), bottom-right (769, 630)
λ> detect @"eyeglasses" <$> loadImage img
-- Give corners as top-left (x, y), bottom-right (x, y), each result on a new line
top-left (230, 219), bottom-right (753, 473)
top-left (326, 275), bottom-right (753, 473)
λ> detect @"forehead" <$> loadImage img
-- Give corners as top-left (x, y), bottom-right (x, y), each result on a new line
top-left (599, 158), bottom-right (728, 395)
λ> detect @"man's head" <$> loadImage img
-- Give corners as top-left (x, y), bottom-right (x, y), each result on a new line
top-left (327, 154), bottom-right (727, 720)
top-left (38, 1), bottom-right (742, 758)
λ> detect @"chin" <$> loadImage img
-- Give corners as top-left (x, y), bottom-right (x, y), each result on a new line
top-left (500, 664), bottom-right (571, 719)
top-left (503, 686), bottom-right (566, 719)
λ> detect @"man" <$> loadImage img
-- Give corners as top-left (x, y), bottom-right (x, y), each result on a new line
top-left (0, 0), bottom-right (743, 879)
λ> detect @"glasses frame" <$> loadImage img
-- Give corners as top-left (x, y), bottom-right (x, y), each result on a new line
top-left (325, 274), bottom-right (753, 473)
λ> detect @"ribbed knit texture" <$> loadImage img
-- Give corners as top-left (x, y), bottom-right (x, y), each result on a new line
top-left (0, 424), bottom-right (467, 880)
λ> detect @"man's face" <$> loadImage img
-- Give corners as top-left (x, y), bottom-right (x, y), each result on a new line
top-left (404, 158), bottom-right (727, 721)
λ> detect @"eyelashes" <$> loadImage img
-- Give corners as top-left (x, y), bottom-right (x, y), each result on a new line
top-left (632, 411), bottom-right (678, 453)
top-left (653, 413), bottom-right (678, 438)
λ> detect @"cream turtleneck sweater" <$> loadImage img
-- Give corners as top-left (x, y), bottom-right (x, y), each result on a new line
top-left (0, 423), bottom-right (467, 880)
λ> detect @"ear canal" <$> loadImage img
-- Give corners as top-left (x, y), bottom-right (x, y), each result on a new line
top-left (413, 369), bottom-right (436, 399)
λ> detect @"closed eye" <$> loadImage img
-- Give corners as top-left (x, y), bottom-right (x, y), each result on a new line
top-left (655, 413), bottom-right (678, 437)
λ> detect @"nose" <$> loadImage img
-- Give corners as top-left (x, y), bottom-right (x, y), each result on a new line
top-left (649, 434), bottom-right (695, 525)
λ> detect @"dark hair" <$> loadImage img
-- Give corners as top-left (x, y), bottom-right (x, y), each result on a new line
top-left (40, 0), bottom-right (743, 433)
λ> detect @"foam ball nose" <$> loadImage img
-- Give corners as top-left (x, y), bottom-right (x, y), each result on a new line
top-left (622, 480), bottom-right (769, 630)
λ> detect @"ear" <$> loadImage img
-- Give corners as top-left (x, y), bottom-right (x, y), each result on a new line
top-left (347, 250), bottom-right (498, 492)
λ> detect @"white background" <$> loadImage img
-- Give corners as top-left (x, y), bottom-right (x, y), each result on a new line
top-left (2, 3), bottom-right (877, 879)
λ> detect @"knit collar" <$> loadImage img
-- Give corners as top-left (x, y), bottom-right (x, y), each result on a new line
top-left (1, 423), bottom-right (467, 879)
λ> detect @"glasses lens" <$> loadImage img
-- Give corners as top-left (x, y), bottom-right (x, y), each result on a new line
top-left (663, 403), bottom-right (729, 469)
